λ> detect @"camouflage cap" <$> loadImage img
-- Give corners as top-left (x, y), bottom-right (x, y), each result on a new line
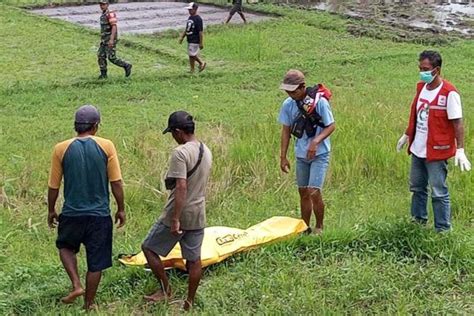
top-left (75, 105), bottom-right (101, 124)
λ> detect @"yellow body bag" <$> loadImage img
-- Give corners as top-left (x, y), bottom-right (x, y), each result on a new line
top-left (118, 216), bottom-right (307, 270)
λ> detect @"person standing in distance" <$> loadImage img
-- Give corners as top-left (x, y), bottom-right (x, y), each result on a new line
top-left (97, 0), bottom-right (132, 79)
top-left (179, 3), bottom-right (207, 73)
top-left (225, 0), bottom-right (247, 24)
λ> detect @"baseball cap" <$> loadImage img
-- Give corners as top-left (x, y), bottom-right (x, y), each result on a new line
top-left (99, 0), bottom-right (109, 4)
top-left (75, 105), bottom-right (101, 124)
top-left (279, 69), bottom-right (305, 91)
top-left (163, 111), bottom-right (195, 134)
top-left (185, 2), bottom-right (198, 10)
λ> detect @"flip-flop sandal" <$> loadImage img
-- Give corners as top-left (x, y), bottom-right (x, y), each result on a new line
top-left (199, 63), bottom-right (207, 72)
top-left (183, 299), bottom-right (193, 311)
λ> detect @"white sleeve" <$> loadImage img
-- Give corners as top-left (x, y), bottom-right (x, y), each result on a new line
top-left (447, 91), bottom-right (462, 120)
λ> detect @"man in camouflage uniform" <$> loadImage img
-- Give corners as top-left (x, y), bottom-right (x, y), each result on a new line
top-left (98, 0), bottom-right (132, 79)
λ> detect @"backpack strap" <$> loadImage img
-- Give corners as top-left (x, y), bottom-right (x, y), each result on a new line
top-left (187, 142), bottom-right (204, 178)
top-left (295, 90), bottom-right (326, 129)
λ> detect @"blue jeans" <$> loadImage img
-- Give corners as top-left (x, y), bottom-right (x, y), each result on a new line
top-left (409, 155), bottom-right (451, 232)
top-left (296, 153), bottom-right (330, 189)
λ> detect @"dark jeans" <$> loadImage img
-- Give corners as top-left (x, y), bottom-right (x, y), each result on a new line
top-left (409, 155), bottom-right (451, 232)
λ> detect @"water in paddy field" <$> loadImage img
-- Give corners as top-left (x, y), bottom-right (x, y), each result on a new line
top-left (273, 0), bottom-right (474, 37)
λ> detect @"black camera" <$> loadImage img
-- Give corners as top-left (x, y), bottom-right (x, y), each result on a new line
top-left (165, 177), bottom-right (177, 190)
top-left (163, 142), bottom-right (205, 191)
top-left (291, 114), bottom-right (306, 139)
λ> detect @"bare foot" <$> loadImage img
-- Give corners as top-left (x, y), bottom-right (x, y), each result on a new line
top-left (83, 303), bottom-right (98, 311)
top-left (61, 288), bottom-right (84, 304)
top-left (144, 290), bottom-right (172, 302)
top-left (183, 299), bottom-right (193, 311)
top-left (198, 62), bottom-right (207, 72)
top-left (313, 227), bottom-right (323, 235)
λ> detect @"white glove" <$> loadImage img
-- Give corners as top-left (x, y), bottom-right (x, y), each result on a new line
top-left (396, 134), bottom-right (408, 152)
top-left (455, 148), bottom-right (471, 172)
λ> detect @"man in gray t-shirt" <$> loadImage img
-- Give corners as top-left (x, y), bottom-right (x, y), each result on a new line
top-left (141, 111), bottom-right (212, 311)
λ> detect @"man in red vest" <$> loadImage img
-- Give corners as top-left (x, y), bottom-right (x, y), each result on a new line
top-left (397, 50), bottom-right (471, 232)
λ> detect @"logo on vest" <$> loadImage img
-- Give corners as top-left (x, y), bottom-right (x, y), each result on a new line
top-left (416, 99), bottom-right (429, 134)
top-left (438, 95), bottom-right (446, 107)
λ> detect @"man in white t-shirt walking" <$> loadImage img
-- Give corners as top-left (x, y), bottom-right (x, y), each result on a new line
top-left (397, 50), bottom-right (471, 232)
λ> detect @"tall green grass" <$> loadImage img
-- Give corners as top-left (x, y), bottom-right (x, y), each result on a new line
top-left (0, 1), bottom-right (473, 314)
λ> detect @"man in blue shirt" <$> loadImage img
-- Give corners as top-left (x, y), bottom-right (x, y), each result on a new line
top-left (279, 69), bottom-right (335, 235)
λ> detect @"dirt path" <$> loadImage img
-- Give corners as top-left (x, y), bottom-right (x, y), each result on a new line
top-left (32, 2), bottom-right (272, 35)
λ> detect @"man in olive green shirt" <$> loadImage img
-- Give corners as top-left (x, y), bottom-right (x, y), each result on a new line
top-left (141, 111), bottom-right (212, 311)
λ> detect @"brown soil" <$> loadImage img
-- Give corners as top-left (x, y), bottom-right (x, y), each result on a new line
top-left (32, 2), bottom-right (271, 35)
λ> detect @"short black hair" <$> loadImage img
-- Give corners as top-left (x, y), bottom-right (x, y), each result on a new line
top-left (74, 122), bottom-right (96, 134)
top-left (419, 50), bottom-right (442, 68)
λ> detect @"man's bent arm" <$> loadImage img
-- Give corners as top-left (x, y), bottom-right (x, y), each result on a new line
top-left (453, 119), bottom-right (465, 149)
top-left (313, 123), bottom-right (336, 145)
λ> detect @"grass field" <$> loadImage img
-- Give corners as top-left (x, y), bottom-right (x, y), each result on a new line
top-left (1, 1), bottom-right (473, 314)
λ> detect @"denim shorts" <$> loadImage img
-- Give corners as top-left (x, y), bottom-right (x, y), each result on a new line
top-left (296, 153), bottom-right (330, 189)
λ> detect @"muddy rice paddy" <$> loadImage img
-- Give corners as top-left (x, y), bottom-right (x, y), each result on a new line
top-left (31, 1), bottom-right (473, 40)
top-left (32, 2), bottom-right (271, 35)
top-left (291, 0), bottom-right (474, 37)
